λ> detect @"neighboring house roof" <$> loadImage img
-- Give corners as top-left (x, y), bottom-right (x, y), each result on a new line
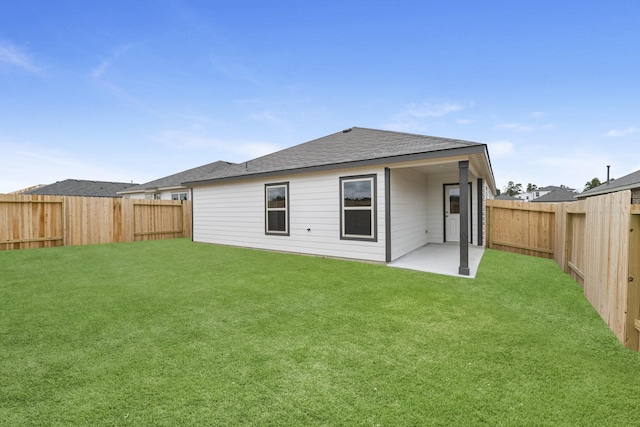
top-left (495, 194), bottom-right (521, 201)
top-left (119, 160), bottom-right (234, 194)
top-left (578, 169), bottom-right (640, 199)
top-left (10, 184), bottom-right (46, 194)
top-left (537, 185), bottom-right (575, 192)
top-left (23, 179), bottom-right (138, 198)
top-left (530, 187), bottom-right (578, 203)
top-left (185, 127), bottom-right (495, 191)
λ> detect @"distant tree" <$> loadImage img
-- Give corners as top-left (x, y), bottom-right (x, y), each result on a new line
top-left (526, 183), bottom-right (538, 192)
top-left (504, 181), bottom-right (523, 196)
top-left (584, 177), bottom-right (602, 191)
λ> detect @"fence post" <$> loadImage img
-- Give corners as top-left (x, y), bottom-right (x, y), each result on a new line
top-left (627, 210), bottom-right (640, 350)
top-left (60, 196), bottom-right (65, 247)
top-left (564, 211), bottom-right (573, 275)
top-left (487, 205), bottom-right (493, 249)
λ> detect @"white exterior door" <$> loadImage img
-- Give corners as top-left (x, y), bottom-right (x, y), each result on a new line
top-left (444, 184), bottom-right (471, 243)
top-left (445, 186), bottom-right (461, 242)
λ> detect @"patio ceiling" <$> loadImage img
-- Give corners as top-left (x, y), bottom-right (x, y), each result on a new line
top-left (388, 151), bottom-right (496, 194)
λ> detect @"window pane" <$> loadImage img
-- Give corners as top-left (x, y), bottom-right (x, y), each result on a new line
top-left (267, 211), bottom-right (286, 232)
top-left (180, 193), bottom-right (188, 201)
top-left (344, 210), bottom-right (372, 236)
top-left (344, 180), bottom-right (371, 207)
top-left (449, 189), bottom-right (460, 214)
top-left (267, 187), bottom-right (286, 208)
top-left (171, 194), bottom-right (179, 200)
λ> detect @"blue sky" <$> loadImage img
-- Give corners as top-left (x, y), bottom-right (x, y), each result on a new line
top-left (1, 1), bottom-right (638, 194)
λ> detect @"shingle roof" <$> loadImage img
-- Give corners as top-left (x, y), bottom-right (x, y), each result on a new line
top-left (530, 187), bottom-right (578, 203)
top-left (23, 179), bottom-right (138, 198)
top-left (120, 160), bottom-right (233, 194)
top-left (537, 185), bottom-right (575, 192)
top-left (186, 127), bottom-right (487, 185)
top-left (495, 194), bottom-right (521, 201)
top-left (578, 169), bottom-right (640, 198)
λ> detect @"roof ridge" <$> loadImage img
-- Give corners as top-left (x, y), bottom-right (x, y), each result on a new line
top-left (61, 178), bottom-right (137, 185)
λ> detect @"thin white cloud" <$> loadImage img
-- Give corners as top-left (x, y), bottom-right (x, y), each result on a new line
top-left (383, 119), bottom-right (428, 134)
top-left (0, 140), bottom-right (141, 193)
top-left (211, 58), bottom-right (260, 86)
top-left (249, 110), bottom-right (285, 126)
top-left (487, 141), bottom-right (516, 158)
top-left (605, 126), bottom-right (637, 137)
top-left (405, 101), bottom-right (469, 118)
top-left (152, 129), bottom-right (281, 161)
top-left (496, 123), bottom-right (533, 132)
top-left (91, 60), bottom-right (110, 79)
top-left (235, 98), bottom-right (264, 106)
top-left (533, 151), bottom-right (615, 189)
top-left (529, 111), bottom-right (546, 119)
top-left (385, 100), bottom-right (472, 133)
top-left (0, 40), bottom-right (43, 75)
top-left (90, 43), bottom-right (134, 80)
top-left (456, 118), bottom-right (474, 125)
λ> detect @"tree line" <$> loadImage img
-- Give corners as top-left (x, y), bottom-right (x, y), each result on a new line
top-left (499, 177), bottom-right (608, 196)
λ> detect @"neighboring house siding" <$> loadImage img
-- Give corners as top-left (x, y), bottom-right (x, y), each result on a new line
top-left (390, 168), bottom-right (429, 260)
top-left (516, 190), bottom-right (549, 201)
top-left (193, 166), bottom-right (387, 262)
top-left (124, 193), bottom-right (146, 200)
top-left (633, 189), bottom-right (640, 204)
top-left (123, 189), bottom-right (190, 200)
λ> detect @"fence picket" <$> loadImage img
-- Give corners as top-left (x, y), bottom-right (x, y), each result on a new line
top-left (0, 194), bottom-right (191, 250)
top-left (487, 192), bottom-right (636, 350)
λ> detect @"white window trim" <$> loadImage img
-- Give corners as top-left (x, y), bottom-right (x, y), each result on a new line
top-left (340, 175), bottom-right (377, 241)
top-left (265, 183), bottom-right (289, 236)
top-left (171, 192), bottom-right (188, 201)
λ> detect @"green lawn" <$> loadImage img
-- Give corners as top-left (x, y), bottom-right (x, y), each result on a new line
top-left (1, 239), bottom-right (639, 426)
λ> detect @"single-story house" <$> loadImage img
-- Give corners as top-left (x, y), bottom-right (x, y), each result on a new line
top-left (185, 127), bottom-right (496, 275)
top-left (577, 169), bottom-right (640, 204)
top-left (529, 187), bottom-right (578, 203)
top-left (118, 161), bottom-right (233, 200)
top-left (495, 194), bottom-right (521, 201)
top-left (22, 179), bottom-right (138, 198)
top-left (516, 185), bottom-right (575, 202)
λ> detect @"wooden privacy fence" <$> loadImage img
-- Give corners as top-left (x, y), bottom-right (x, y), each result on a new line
top-left (486, 192), bottom-right (640, 351)
top-left (486, 200), bottom-right (558, 260)
top-left (0, 194), bottom-right (192, 250)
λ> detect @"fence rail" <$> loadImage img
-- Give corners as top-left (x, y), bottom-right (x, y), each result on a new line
top-left (0, 194), bottom-right (191, 250)
top-left (487, 192), bottom-right (639, 351)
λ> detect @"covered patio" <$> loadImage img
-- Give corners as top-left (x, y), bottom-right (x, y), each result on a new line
top-left (388, 243), bottom-right (485, 278)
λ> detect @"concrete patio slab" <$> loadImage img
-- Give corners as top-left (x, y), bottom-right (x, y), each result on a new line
top-left (388, 243), bottom-right (485, 278)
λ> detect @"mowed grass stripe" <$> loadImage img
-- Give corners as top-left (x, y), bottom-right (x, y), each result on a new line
top-left (1, 239), bottom-right (639, 426)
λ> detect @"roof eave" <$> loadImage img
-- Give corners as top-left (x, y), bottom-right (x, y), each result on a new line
top-left (577, 183), bottom-right (640, 199)
top-left (185, 145), bottom-right (489, 187)
top-left (480, 144), bottom-right (497, 195)
top-left (117, 189), bottom-right (142, 195)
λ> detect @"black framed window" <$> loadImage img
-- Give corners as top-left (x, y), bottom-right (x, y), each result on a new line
top-left (340, 175), bottom-right (376, 241)
top-left (265, 183), bottom-right (289, 235)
